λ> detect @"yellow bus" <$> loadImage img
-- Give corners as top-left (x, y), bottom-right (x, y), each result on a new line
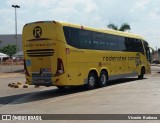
top-left (22, 21), bottom-right (151, 89)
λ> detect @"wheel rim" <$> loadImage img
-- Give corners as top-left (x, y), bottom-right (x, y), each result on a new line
top-left (89, 76), bottom-right (95, 86)
top-left (101, 74), bottom-right (106, 85)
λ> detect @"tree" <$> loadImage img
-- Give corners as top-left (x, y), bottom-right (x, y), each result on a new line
top-left (107, 23), bottom-right (118, 30)
top-left (107, 23), bottom-right (131, 32)
top-left (1, 45), bottom-right (17, 57)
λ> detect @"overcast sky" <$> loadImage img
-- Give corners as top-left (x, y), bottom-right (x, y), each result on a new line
top-left (0, 0), bottom-right (160, 49)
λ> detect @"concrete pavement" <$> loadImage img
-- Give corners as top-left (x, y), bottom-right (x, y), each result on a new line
top-left (0, 66), bottom-right (160, 122)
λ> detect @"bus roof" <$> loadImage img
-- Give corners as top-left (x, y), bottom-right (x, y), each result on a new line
top-left (25, 20), bottom-right (144, 40)
top-left (58, 21), bottom-right (143, 40)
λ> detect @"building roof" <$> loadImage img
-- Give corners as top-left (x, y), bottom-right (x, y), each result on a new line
top-left (0, 34), bottom-right (22, 51)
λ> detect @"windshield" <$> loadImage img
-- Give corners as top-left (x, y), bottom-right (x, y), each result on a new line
top-left (144, 41), bottom-right (151, 62)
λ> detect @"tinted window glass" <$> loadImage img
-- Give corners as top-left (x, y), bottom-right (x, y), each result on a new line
top-left (118, 36), bottom-right (126, 51)
top-left (63, 27), bottom-right (70, 43)
top-left (93, 32), bottom-right (106, 50)
top-left (125, 38), bottom-right (133, 51)
top-left (133, 39), bottom-right (144, 54)
top-left (126, 38), bottom-right (144, 54)
top-left (63, 27), bottom-right (80, 48)
top-left (70, 27), bottom-right (80, 48)
top-left (106, 34), bottom-right (118, 50)
top-left (79, 30), bottom-right (92, 49)
top-left (64, 26), bottom-right (144, 53)
top-left (144, 41), bottom-right (150, 61)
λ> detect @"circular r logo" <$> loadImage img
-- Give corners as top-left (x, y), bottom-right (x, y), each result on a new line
top-left (33, 26), bottom-right (42, 38)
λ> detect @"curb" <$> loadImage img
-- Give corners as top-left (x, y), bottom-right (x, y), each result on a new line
top-left (0, 73), bottom-right (24, 78)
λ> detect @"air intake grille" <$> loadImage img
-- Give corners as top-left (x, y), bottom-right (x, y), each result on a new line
top-left (26, 49), bottom-right (54, 57)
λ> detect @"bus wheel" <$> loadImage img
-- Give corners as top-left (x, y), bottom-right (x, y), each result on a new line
top-left (138, 67), bottom-right (145, 79)
top-left (85, 72), bottom-right (97, 90)
top-left (99, 71), bottom-right (108, 87)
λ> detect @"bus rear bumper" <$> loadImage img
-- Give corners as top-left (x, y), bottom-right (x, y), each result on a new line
top-left (25, 76), bottom-right (53, 86)
top-left (32, 76), bottom-right (53, 86)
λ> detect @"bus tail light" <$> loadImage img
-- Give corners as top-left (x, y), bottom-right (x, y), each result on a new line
top-left (55, 58), bottom-right (64, 76)
top-left (24, 59), bottom-right (30, 76)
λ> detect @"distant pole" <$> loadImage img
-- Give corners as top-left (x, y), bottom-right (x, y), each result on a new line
top-left (156, 47), bottom-right (158, 61)
top-left (12, 5), bottom-right (20, 52)
top-left (0, 58), bottom-right (2, 70)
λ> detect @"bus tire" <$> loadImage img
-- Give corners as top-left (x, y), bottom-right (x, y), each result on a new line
top-left (138, 67), bottom-right (145, 79)
top-left (85, 72), bottom-right (97, 90)
top-left (99, 70), bottom-right (108, 87)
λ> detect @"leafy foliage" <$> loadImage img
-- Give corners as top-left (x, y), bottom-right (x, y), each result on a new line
top-left (0, 45), bottom-right (17, 57)
top-left (107, 23), bottom-right (118, 30)
top-left (119, 23), bottom-right (131, 31)
top-left (107, 23), bottom-right (131, 32)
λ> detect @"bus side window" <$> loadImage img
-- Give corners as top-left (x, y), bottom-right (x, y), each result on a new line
top-left (63, 27), bottom-right (70, 44)
top-left (133, 39), bottom-right (144, 54)
top-left (92, 32), bottom-right (99, 50)
top-left (125, 37), bottom-right (133, 52)
top-left (107, 35), bottom-right (118, 51)
top-left (118, 36), bottom-right (126, 51)
top-left (63, 27), bottom-right (80, 48)
top-left (98, 33), bottom-right (106, 50)
top-left (93, 32), bottom-right (106, 50)
top-left (79, 30), bottom-right (92, 49)
top-left (70, 28), bottom-right (80, 48)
